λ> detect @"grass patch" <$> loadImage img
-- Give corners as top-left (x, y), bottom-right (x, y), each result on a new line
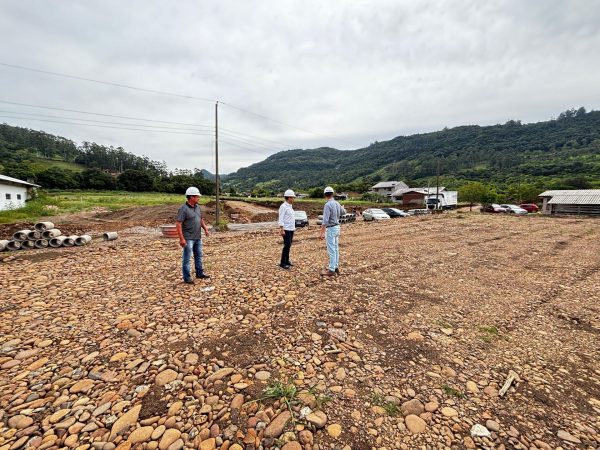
top-left (262, 380), bottom-right (299, 403)
top-left (29, 158), bottom-right (87, 173)
top-left (442, 384), bottom-right (465, 398)
top-left (253, 379), bottom-right (299, 425)
top-left (370, 393), bottom-right (400, 416)
top-left (307, 386), bottom-right (333, 410)
top-left (479, 325), bottom-right (499, 343)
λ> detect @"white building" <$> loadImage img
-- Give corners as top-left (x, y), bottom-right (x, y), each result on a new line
top-left (0, 175), bottom-right (40, 211)
top-left (371, 181), bottom-right (408, 198)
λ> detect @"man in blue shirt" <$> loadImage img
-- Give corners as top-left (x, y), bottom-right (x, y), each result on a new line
top-left (176, 187), bottom-right (210, 284)
top-left (319, 186), bottom-right (345, 276)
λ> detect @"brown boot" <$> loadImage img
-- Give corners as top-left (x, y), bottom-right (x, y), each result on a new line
top-left (320, 269), bottom-right (335, 276)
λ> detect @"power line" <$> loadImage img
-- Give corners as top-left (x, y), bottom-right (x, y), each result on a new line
top-left (0, 115), bottom-right (275, 156)
top-left (0, 62), bottom-right (324, 138)
top-left (0, 99), bottom-right (297, 148)
top-left (0, 62), bottom-right (215, 103)
top-left (0, 110), bottom-right (213, 133)
top-left (217, 129), bottom-right (287, 151)
top-left (0, 114), bottom-right (214, 137)
top-left (3, 109), bottom-right (289, 151)
top-left (219, 138), bottom-right (271, 155)
top-left (0, 99), bottom-right (213, 128)
top-left (220, 101), bottom-right (325, 138)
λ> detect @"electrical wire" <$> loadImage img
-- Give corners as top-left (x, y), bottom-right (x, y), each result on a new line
top-left (0, 110), bottom-right (213, 133)
top-left (1, 115), bottom-right (275, 155)
top-left (219, 138), bottom-right (271, 155)
top-left (0, 99), bottom-right (213, 128)
top-left (0, 62), bottom-right (324, 138)
top-left (0, 99), bottom-right (297, 148)
top-left (0, 62), bottom-right (215, 102)
top-left (0, 114), bottom-right (214, 137)
top-left (220, 101), bottom-right (325, 138)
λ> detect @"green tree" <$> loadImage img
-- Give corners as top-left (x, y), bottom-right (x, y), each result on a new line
top-left (459, 182), bottom-right (497, 210)
top-left (506, 183), bottom-right (541, 203)
top-left (361, 192), bottom-right (387, 203)
top-left (78, 169), bottom-right (116, 190)
top-left (117, 170), bottom-right (154, 192)
top-left (36, 167), bottom-right (80, 189)
top-left (308, 187), bottom-right (323, 198)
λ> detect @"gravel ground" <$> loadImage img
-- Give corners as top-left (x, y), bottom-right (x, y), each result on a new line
top-left (1, 214), bottom-right (599, 450)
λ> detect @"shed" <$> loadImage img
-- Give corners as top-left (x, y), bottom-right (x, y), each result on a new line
top-left (391, 186), bottom-right (446, 205)
top-left (539, 190), bottom-right (600, 216)
top-left (0, 175), bottom-right (40, 211)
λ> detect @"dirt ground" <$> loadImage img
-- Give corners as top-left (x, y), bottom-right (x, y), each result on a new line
top-left (0, 200), bottom-right (281, 239)
top-left (1, 214), bottom-right (599, 449)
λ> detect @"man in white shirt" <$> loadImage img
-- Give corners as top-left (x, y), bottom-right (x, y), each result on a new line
top-left (278, 189), bottom-right (296, 269)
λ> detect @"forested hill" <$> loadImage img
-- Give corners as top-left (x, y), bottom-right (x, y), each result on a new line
top-left (227, 108), bottom-right (600, 192)
top-left (0, 123), bottom-right (213, 193)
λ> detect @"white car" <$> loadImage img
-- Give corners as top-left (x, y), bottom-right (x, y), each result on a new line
top-left (363, 208), bottom-right (391, 221)
top-left (500, 204), bottom-right (528, 215)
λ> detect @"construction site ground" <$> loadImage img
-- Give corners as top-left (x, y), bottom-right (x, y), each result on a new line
top-left (1, 212), bottom-right (599, 450)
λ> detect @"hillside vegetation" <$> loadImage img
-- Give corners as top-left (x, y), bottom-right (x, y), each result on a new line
top-left (0, 123), bottom-right (213, 194)
top-left (226, 108), bottom-right (600, 192)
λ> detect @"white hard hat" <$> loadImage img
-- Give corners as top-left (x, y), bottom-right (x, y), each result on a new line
top-left (324, 186), bottom-right (334, 194)
top-left (284, 189), bottom-right (296, 197)
top-left (185, 186), bottom-right (201, 196)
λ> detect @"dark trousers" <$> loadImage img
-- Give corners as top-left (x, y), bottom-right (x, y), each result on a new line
top-left (280, 230), bottom-right (294, 266)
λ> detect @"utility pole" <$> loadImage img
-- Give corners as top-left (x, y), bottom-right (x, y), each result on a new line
top-left (215, 101), bottom-right (220, 226)
top-left (436, 160), bottom-right (440, 211)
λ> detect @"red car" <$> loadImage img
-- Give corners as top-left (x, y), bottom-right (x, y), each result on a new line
top-left (519, 204), bottom-right (539, 213)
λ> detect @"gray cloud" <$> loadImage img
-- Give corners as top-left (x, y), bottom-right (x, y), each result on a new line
top-left (1, 0), bottom-right (599, 173)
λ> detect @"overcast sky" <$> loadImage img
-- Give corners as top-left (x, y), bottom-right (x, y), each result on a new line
top-left (1, 0), bottom-right (599, 173)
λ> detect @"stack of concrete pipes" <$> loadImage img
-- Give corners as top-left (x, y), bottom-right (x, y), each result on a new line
top-left (0, 222), bottom-right (95, 252)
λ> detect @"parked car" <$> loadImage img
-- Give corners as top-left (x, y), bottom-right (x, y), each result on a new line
top-left (294, 210), bottom-right (309, 227)
top-left (316, 213), bottom-right (356, 225)
top-left (382, 207), bottom-right (409, 218)
top-left (480, 203), bottom-right (507, 213)
top-left (501, 204), bottom-right (528, 215)
top-left (519, 203), bottom-right (539, 213)
top-left (363, 208), bottom-right (391, 221)
top-left (407, 208), bottom-right (432, 216)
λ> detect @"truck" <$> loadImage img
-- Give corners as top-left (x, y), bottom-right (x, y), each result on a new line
top-left (426, 191), bottom-right (458, 210)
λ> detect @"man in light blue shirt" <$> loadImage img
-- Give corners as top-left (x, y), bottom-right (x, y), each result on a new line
top-left (319, 186), bottom-right (345, 276)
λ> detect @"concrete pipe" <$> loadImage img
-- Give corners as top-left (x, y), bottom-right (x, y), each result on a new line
top-left (34, 222), bottom-right (54, 231)
top-left (42, 229), bottom-right (62, 239)
top-left (7, 240), bottom-right (22, 251)
top-left (0, 240), bottom-right (10, 251)
top-left (12, 230), bottom-right (30, 241)
top-left (103, 232), bottom-right (118, 241)
top-left (75, 235), bottom-right (92, 246)
top-left (27, 230), bottom-right (42, 240)
top-left (49, 236), bottom-right (68, 248)
top-left (63, 235), bottom-right (78, 247)
top-left (21, 240), bottom-right (35, 250)
top-left (35, 239), bottom-right (49, 249)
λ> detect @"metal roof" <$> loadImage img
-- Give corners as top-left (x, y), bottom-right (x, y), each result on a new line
top-left (547, 194), bottom-right (600, 205)
top-left (539, 189), bottom-right (600, 205)
top-left (372, 181), bottom-right (407, 189)
top-left (0, 174), bottom-right (40, 187)
top-left (392, 186), bottom-right (447, 196)
top-left (539, 189), bottom-right (600, 197)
